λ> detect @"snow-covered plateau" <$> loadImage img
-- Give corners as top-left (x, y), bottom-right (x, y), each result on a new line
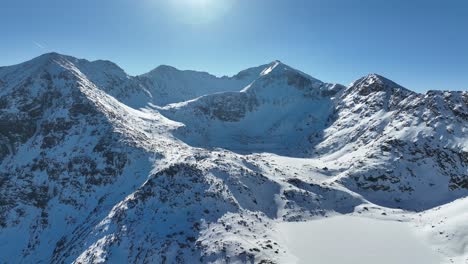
top-left (0, 53), bottom-right (466, 263)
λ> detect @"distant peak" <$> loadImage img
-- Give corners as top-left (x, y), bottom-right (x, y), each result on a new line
top-left (144, 65), bottom-right (218, 79)
top-left (153, 65), bottom-right (179, 72)
top-left (36, 52), bottom-right (74, 62)
top-left (363, 73), bottom-right (395, 84)
top-left (260, 60), bottom-right (282, 76)
top-left (32, 52), bottom-right (65, 63)
top-left (257, 61), bottom-right (323, 83)
top-left (266, 60), bottom-right (289, 69)
top-left (2, 52), bottom-right (76, 74)
top-left (141, 65), bottom-right (181, 78)
top-left (25, 52), bottom-right (125, 74)
top-left (347, 73), bottom-right (412, 96)
top-left (39, 51), bottom-right (61, 57)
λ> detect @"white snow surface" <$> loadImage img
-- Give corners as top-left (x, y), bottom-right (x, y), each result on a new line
top-left (277, 215), bottom-right (441, 264)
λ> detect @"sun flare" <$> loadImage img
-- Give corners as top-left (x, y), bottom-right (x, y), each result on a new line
top-left (167, 0), bottom-right (234, 24)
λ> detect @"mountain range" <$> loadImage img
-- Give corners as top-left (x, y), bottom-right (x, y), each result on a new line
top-left (0, 53), bottom-right (466, 263)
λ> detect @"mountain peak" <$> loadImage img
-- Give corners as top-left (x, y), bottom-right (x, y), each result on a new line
top-left (0, 52), bottom-right (77, 87)
top-left (347, 73), bottom-right (411, 96)
top-left (39, 51), bottom-right (64, 58)
top-left (143, 65), bottom-right (218, 80)
top-left (32, 52), bottom-right (75, 65)
top-left (363, 73), bottom-right (396, 85)
top-left (151, 64), bottom-right (179, 73)
top-left (257, 60), bottom-right (324, 86)
top-left (260, 60), bottom-right (283, 76)
top-left (26, 53), bottom-right (126, 77)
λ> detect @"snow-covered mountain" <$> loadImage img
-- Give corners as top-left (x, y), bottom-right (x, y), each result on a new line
top-left (158, 61), bottom-right (344, 154)
top-left (136, 62), bottom-right (270, 107)
top-left (0, 53), bottom-right (466, 263)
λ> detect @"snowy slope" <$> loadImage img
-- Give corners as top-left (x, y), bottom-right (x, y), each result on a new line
top-left (416, 197), bottom-right (468, 263)
top-left (0, 53), bottom-right (466, 263)
top-left (158, 61), bottom-right (345, 155)
top-left (0, 53), bottom-right (156, 263)
top-left (316, 74), bottom-right (468, 210)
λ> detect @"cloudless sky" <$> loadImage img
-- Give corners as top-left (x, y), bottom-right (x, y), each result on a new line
top-left (1, 0), bottom-right (467, 91)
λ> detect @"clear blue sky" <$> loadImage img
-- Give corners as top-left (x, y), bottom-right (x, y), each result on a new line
top-left (1, 0), bottom-right (467, 91)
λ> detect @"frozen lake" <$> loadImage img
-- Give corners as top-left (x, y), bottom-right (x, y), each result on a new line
top-left (277, 216), bottom-right (440, 264)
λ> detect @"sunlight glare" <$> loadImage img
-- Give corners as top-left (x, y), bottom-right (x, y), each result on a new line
top-left (167, 0), bottom-right (234, 25)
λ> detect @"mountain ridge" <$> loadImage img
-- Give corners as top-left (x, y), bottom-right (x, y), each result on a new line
top-left (3, 52), bottom-right (458, 97)
top-left (0, 52), bottom-right (466, 263)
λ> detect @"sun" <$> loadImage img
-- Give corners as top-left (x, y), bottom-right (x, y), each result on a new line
top-left (184, 0), bottom-right (213, 8)
top-left (167, 0), bottom-right (234, 25)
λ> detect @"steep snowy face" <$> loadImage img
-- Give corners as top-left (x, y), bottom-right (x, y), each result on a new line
top-left (65, 57), bottom-right (146, 102)
top-left (47, 54), bottom-right (153, 109)
top-left (0, 52), bottom-right (153, 110)
top-left (0, 53), bottom-right (154, 262)
top-left (315, 74), bottom-right (468, 210)
top-left (159, 62), bottom-right (345, 155)
top-left (316, 74), bottom-right (415, 153)
top-left (0, 53), bottom-right (82, 161)
top-left (136, 62), bottom-right (278, 106)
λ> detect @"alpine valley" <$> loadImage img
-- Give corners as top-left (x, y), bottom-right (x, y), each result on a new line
top-left (0, 53), bottom-right (467, 263)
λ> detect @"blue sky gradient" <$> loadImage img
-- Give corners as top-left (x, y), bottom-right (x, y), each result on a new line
top-left (1, 0), bottom-right (467, 91)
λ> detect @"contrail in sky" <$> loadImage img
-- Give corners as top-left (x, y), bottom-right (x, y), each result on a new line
top-left (33, 41), bottom-right (46, 50)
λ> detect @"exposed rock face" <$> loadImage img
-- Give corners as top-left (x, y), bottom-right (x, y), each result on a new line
top-left (0, 53), bottom-right (466, 263)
